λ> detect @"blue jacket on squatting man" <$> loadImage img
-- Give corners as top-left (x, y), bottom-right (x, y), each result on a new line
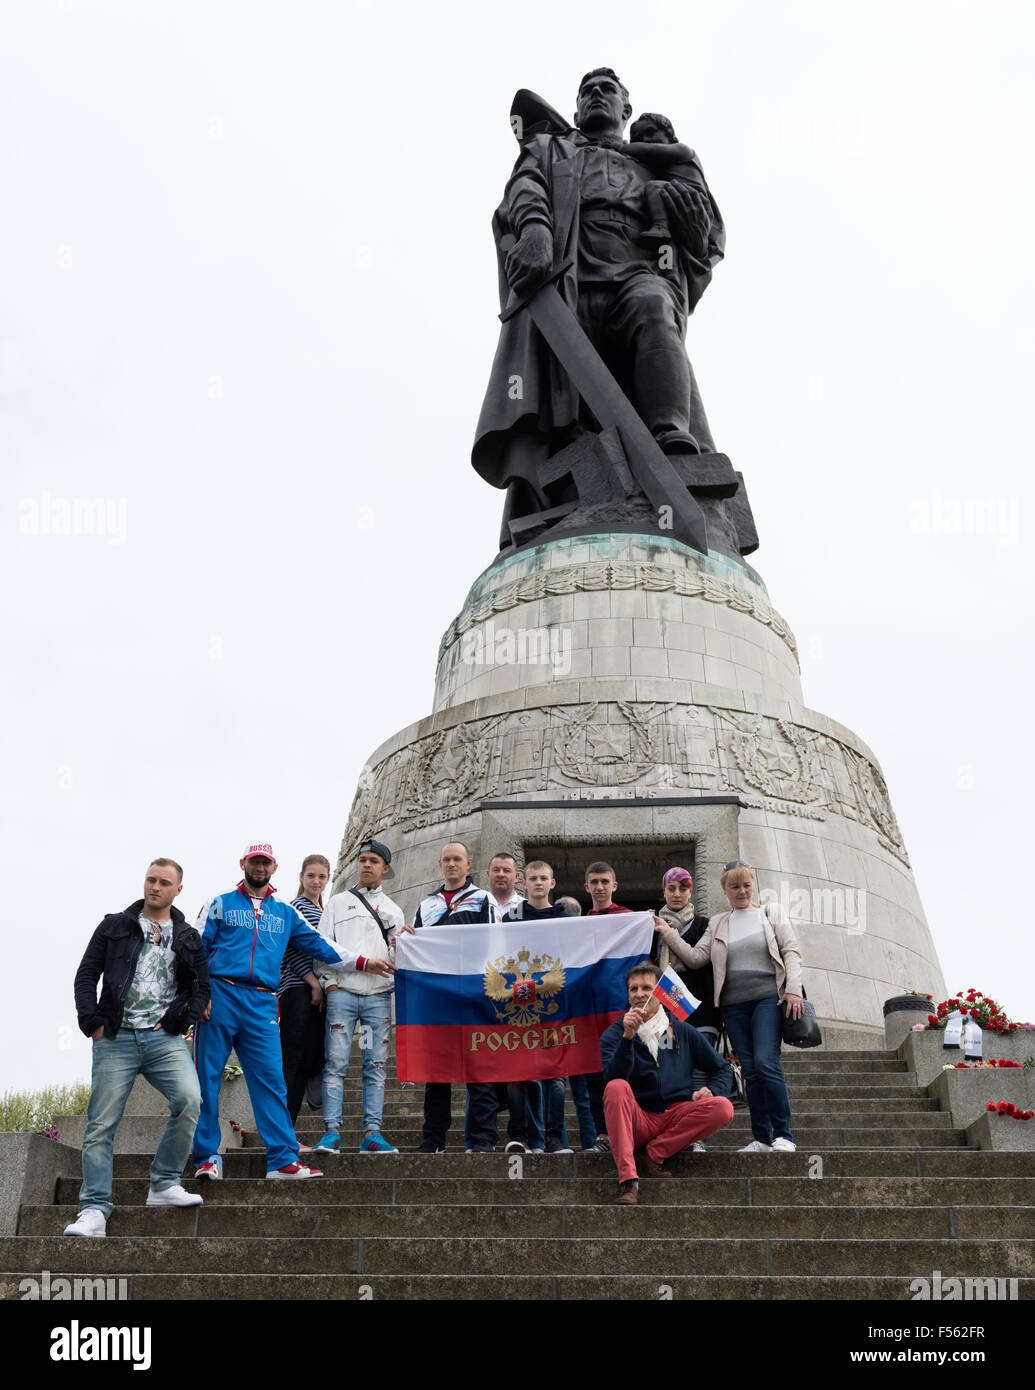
top-left (196, 884), bottom-right (366, 985)
top-left (600, 1015), bottom-right (733, 1112)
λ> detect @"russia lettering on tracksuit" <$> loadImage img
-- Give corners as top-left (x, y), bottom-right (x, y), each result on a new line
top-left (191, 883), bottom-right (363, 1171)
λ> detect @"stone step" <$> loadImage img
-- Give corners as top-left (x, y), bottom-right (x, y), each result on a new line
top-left (310, 1091), bottom-right (931, 1114)
top-left (251, 1125), bottom-right (966, 1149)
top-left (4, 1235), bottom-right (1033, 1277)
top-left (57, 1174), bottom-right (1035, 1209)
top-left (302, 1077), bottom-right (921, 1105)
top-left (329, 1048), bottom-right (901, 1064)
top-left (29, 1201), bottom-right (1034, 1240)
top-left (301, 1096), bottom-right (942, 1121)
top-left (4, 1270), bottom-right (1032, 1300)
top-left (782, 1079), bottom-right (922, 1094)
top-left (773, 1058), bottom-right (908, 1072)
top-left (788, 1050), bottom-right (898, 1058)
top-left (106, 1147), bottom-right (1020, 1182)
top-left (338, 1060), bottom-right (913, 1082)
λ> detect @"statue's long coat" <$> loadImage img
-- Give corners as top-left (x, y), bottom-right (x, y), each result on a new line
top-left (471, 132), bottom-right (724, 503)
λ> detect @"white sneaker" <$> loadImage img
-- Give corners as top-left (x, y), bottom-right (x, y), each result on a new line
top-left (146, 1183), bottom-right (204, 1207)
top-left (63, 1208), bottom-right (107, 1237)
top-left (771, 1137), bottom-right (796, 1152)
top-left (266, 1162), bottom-right (323, 1179)
top-left (738, 1140), bottom-right (773, 1153)
top-left (690, 1140), bottom-right (707, 1153)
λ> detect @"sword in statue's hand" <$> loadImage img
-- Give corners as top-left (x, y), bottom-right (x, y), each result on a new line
top-left (498, 233), bottom-right (709, 557)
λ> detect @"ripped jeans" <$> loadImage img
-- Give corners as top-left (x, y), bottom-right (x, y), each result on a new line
top-left (321, 987), bottom-right (392, 1134)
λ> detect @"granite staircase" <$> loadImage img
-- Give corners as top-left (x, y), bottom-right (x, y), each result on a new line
top-left (4, 1046), bottom-right (1035, 1299)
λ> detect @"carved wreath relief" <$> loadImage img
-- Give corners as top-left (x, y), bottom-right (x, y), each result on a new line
top-left (438, 560), bottom-right (799, 665)
top-left (339, 701), bottom-right (908, 875)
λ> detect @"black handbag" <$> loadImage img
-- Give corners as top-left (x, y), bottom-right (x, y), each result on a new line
top-left (781, 989), bottom-right (822, 1048)
top-left (718, 1026), bottom-right (748, 1105)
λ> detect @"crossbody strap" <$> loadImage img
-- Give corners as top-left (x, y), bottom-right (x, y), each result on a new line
top-left (348, 888), bottom-right (394, 950)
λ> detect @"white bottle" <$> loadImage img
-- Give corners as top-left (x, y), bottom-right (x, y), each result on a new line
top-left (942, 1009), bottom-right (964, 1049)
top-left (964, 1017), bottom-right (983, 1061)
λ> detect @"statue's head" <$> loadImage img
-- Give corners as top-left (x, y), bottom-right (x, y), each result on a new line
top-left (630, 112), bottom-right (677, 145)
top-left (575, 68), bottom-right (632, 137)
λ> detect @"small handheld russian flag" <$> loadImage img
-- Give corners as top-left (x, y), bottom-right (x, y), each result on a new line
top-left (653, 966), bottom-right (701, 1022)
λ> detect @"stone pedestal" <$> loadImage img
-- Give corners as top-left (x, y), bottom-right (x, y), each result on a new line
top-left (900, 1029), bottom-right (1035, 1089)
top-left (335, 532), bottom-right (947, 1047)
top-left (883, 994), bottom-right (934, 1050)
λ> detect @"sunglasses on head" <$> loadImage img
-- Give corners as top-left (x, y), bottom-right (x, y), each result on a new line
top-left (723, 861), bottom-right (752, 871)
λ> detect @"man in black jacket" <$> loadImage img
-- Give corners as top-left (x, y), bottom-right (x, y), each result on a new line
top-left (65, 858), bottom-right (210, 1237)
top-left (398, 841), bottom-right (502, 1153)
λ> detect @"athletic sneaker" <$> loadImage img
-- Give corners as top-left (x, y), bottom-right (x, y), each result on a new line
top-left (465, 1144), bottom-right (495, 1154)
top-left (544, 1138), bottom-right (574, 1154)
top-left (312, 1129), bottom-right (341, 1154)
top-left (63, 1208), bottom-right (106, 1238)
top-left (146, 1183), bottom-right (203, 1207)
top-left (771, 1137), bottom-right (796, 1152)
top-left (195, 1154), bottom-right (224, 1180)
top-left (416, 1143), bottom-right (445, 1154)
top-left (738, 1140), bottom-right (773, 1153)
top-left (504, 1140), bottom-right (528, 1154)
top-left (689, 1141), bottom-right (707, 1154)
top-left (360, 1132), bottom-right (399, 1154)
top-left (588, 1136), bottom-right (611, 1154)
top-left (267, 1162), bottom-right (323, 1179)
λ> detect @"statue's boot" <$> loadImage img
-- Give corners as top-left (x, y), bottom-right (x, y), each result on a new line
top-left (633, 345), bottom-right (700, 454)
top-left (654, 427), bottom-right (701, 455)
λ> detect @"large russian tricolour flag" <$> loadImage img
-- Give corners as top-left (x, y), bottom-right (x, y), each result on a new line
top-left (394, 912), bottom-right (654, 1082)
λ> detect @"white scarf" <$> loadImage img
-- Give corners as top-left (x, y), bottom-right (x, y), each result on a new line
top-left (637, 1004), bottom-right (671, 1063)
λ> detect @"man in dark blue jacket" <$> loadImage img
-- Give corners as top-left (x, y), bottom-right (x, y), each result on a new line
top-left (600, 962), bottom-right (734, 1204)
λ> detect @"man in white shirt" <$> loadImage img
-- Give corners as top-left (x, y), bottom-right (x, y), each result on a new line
top-left (312, 839), bottom-right (405, 1155)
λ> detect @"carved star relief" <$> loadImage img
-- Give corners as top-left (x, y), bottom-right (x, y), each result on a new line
top-left (589, 726), bottom-right (627, 762)
top-left (764, 750), bottom-right (799, 779)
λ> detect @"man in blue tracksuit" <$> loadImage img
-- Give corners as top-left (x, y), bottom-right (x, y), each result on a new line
top-left (192, 842), bottom-right (394, 1179)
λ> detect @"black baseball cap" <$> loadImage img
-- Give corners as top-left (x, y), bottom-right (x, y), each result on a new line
top-left (357, 838), bottom-right (394, 879)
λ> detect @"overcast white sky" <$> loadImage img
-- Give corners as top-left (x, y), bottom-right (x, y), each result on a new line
top-left (3, 1), bottom-right (1033, 1091)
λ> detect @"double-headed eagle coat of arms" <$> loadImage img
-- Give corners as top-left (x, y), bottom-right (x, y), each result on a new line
top-left (483, 948), bottom-right (566, 1027)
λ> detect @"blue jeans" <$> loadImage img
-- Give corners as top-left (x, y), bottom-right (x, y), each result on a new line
top-left (322, 988), bottom-right (391, 1133)
top-left (721, 995), bottom-right (793, 1144)
top-left (80, 1029), bottom-right (200, 1216)
top-left (567, 1073), bottom-right (597, 1149)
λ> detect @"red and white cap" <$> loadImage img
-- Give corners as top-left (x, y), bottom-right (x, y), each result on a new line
top-left (242, 842), bottom-right (276, 862)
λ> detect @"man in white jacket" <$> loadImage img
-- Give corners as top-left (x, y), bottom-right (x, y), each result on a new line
top-left (313, 840), bottom-right (405, 1154)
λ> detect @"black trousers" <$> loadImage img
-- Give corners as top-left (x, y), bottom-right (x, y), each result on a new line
top-left (422, 1082), bottom-right (499, 1149)
top-left (279, 985), bottom-right (325, 1125)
